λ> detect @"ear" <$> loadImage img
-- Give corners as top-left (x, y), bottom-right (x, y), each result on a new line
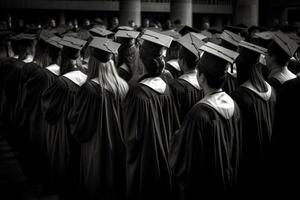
top-left (197, 71), bottom-right (205, 86)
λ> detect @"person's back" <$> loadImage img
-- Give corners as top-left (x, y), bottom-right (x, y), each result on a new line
top-left (170, 42), bottom-right (242, 199)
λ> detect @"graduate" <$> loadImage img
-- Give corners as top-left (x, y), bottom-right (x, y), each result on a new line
top-left (266, 30), bottom-right (298, 95)
top-left (123, 30), bottom-right (180, 200)
top-left (69, 37), bottom-right (128, 200)
top-left (219, 30), bottom-right (245, 94)
top-left (21, 34), bottom-right (62, 184)
top-left (231, 40), bottom-right (276, 195)
top-left (41, 36), bottom-right (87, 197)
top-left (169, 42), bottom-right (242, 199)
top-left (168, 32), bottom-right (205, 122)
top-left (115, 30), bottom-right (140, 82)
top-left (271, 72), bottom-right (300, 197)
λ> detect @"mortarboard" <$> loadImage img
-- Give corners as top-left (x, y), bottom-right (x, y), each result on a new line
top-left (255, 31), bottom-right (274, 41)
top-left (117, 26), bottom-right (134, 31)
top-left (10, 33), bottom-right (37, 41)
top-left (223, 25), bottom-right (247, 35)
top-left (161, 29), bottom-right (182, 40)
top-left (39, 29), bottom-right (55, 41)
top-left (220, 30), bottom-right (245, 47)
top-left (177, 32), bottom-right (206, 59)
top-left (200, 42), bottom-right (239, 64)
top-left (176, 25), bottom-right (200, 36)
top-left (272, 30), bottom-right (299, 57)
top-left (141, 29), bottom-right (173, 48)
top-left (115, 30), bottom-right (140, 39)
top-left (239, 40), bottom-right (268, 55)
top-left (46, 36), bottom-right (63, 49)
top-left (89, 37), bottom-right (121, 62)
top-left (287, 33), bottom-right (300, 45)
top-left (89, 27), bottom-right (114, 37)
top-left (60, 36), bottom-right (87, 50)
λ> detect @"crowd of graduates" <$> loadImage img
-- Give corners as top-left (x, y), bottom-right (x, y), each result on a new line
top-left (1, 16), bottom-right (300, 200)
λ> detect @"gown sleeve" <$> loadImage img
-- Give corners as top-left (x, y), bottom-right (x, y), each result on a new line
top-left (68, 83), bottom-right (101, 143)
top-left (41, 77), bottom-right (68, 125)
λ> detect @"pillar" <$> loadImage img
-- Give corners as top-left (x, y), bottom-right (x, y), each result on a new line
top-left (119, 0), bottom-right (141, 27)
top-left (234, 0), bottom-right (259, 26)
top-left (170, 0), bottom-right (193, 26)
top-left (59, 11), bottom-right (66, 25)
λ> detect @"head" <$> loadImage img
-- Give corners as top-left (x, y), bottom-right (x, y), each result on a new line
top-left (142, 18), bottom-right (150, 28)
top-left (196, 53), bottom-right (228, 90)
top-left (164, 19), bottom-right (172, 30)
top-left (178, 46), bottom-right (198, 72)
top-left (60, 46), bottom-right (80, 74)
top-left (174, 19), bottom-right (181, 26)
top-left (88, 51), bottom-right (128, 99)
top-left (49, 19), bottom-right (56, 28)
top-left (128, 20), bottom-right (136, 28)
top-left (111, 17), bottom-right (119, 28)
top-left (140, 41), bottom-right (165, 77)
top-left (236, 47), bottom-right (268, 92)
top-left (202, 22), bottom-right (210, 31)
top-left (266, 41), bottom-right (290, 70)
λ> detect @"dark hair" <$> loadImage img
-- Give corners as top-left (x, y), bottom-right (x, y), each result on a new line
top-left (236, 49), bottom-right (268, 92)
top-left (60, 46), bottom-right (79, 74)
top-left (197, 62), bottom-right (226, 89)
top-left (179, 47), bottom-right (198, 70)
top-left (269, 45), bottom-right (290, 66)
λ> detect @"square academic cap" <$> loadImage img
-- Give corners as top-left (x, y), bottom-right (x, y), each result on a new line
top-left (239, 40), bottom-right (268, 55)
top-left (115, 30), bottom-right (140, 39)
top-left (255, 31), bottom-right (274, 41)
top-left (287, 33), bottom-right (300, 45)
top-left (161, 30), bottom-right (182, 40)
top-left (89, 37), bottom-right (121, 54)
top-left (89, 27), bottom-right (114, 37)
top-left (273, 30), bottom-right (299, 57)
top-left (11, 33), bottom-right (37, 41)
top-left (223, 25), bottom-right (247, 34)
top-left (176, 25), bottom-right (200, 35)
top-left (60, 36), bottom-right (87, 50)
top-left (220, 30), bottom-right (245, 46)
top-left (200, 42), bottom-right (239, 64)
top-left (141, 29), bottom-right (173, 48)
top-left (177, 32), bottom-right (206, 58)
top-left (117, 26), bottom-right (134, 31)
top-left (46, 36), bottom-right (63, 49)
top-left (39, 29), bottom-right (55, 41)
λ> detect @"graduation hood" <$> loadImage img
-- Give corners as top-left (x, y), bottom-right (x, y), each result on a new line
top-left (241, 80), bottom-right (272, 101)
top-left (179, 70), bottom-right (201, 90)
top-left (200, 91), bottom-right (235, 119)
top-left (63, 70), bottom-right (87, 87)
top-left (167, 59), bottom-right (181, 71)
top-left (140, 77), bottom-right (167, 94)
top-left (269, 67), bottom-right (296, 84)
top-left (46, 64), bottom-right (60, 76)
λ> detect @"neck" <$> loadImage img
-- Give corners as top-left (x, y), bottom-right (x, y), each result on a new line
top-left (203, 85), bottom-right (222, 96)
top-left (269, 63), bottom-right (286, 77)
top-left (183, 68), bottom-right (196, 74)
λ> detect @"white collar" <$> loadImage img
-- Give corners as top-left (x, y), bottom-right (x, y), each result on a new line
top-left (63, 71), bottom-right (87, 87)
top-left (241, 80), bottom-right (272, 101)
top-left (119, 63), bottom-right (130, 72)
top-left (179, 70), bottom-right (201, 90)
top-left (199, 91), bottom-right (235, 119)
top-left (23, 55), bottom-right (34, 63)
top-left (140, 77), bottom-right (166, 94)
top-left (269, 67), bottom-right (296, 84)
top-left (46, 64), bottom-right (60, 76)
top-left (167, 59), bottom-right (181, 72)
top-left (227, 63), bottom-right (237, 77)
top-left (13, 55), bottom-right (19, 59)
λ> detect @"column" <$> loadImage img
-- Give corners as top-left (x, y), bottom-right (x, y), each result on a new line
top-left (119, 0), bottom-right (141, 27)
top-left (170, 0), bottom-right (193, 26)
top-left (59, 11), bottom-right (66, 25)
top-left (234, 0), bottom-right (259, 26)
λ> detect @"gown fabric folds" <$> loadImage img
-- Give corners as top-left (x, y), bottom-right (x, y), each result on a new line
top-left (123, 78), bottom-right (180, 200)
top-left (68, 80), bottom-right (126, 200)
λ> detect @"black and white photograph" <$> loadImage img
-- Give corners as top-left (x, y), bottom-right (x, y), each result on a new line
top-left (0, 0), bottom-right (300, 199)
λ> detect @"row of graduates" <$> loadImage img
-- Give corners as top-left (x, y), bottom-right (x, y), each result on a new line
top-left (0, 23), bottom-right (299, 200)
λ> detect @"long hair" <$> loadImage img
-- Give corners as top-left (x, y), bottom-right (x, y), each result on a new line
top-left (87, 56), bottom-right (128, 99)
top-left (34, 40), bottom-right (61, 68)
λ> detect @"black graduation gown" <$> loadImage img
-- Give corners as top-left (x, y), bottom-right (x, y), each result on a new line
top-left (21, 66), bottom-right (60, 182)
top-left (231, 85), bottom-right (276, 194)
top-left (41, 70), bottom-right (86, 194)
top-left (69, 80), bottom-right (126, 200)
top-left (169, 96), bottom-right (242, 199)
top-left (271, 77), bottom-right (300, 196)
top-left (267, 77), bottom-right (282, 95)
top-left (169, 78), bottom-right (204, 122)
top-left (123, 77), bottom-right (180, 200)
